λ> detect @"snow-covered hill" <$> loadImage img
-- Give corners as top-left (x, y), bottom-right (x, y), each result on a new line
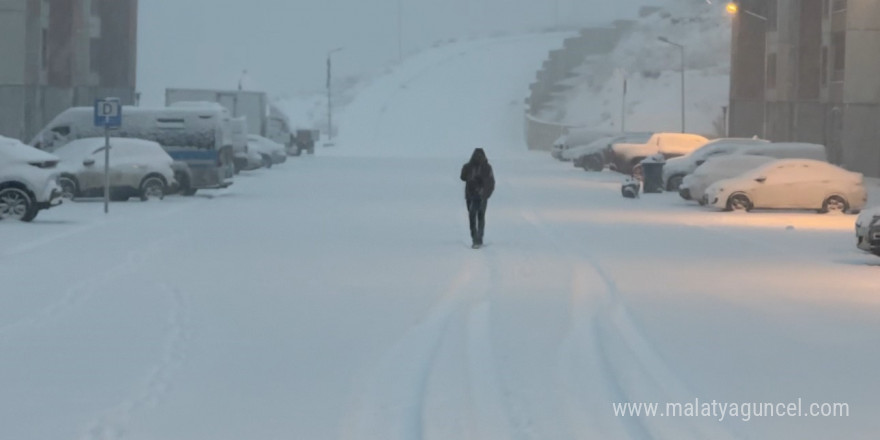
top-left (538, 2), bottom-right (731, 136)
top-left (333, 32), bottom-right (572, 157)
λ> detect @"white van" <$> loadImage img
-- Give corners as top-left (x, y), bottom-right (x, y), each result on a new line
top-left (31, 106), bottom-right (234, 195)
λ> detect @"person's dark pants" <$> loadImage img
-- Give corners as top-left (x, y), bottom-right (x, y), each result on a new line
top-left (467, 198), bottom-right (487, 245)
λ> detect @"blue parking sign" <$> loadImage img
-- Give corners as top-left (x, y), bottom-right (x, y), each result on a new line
top-left (94, 98), bottom-right (122, 128)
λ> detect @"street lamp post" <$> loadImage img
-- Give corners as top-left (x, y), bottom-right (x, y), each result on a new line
top-left (658, 36), bottom-right (686, 133)
top-left (326, 47), bottom-right (344, 145)
top-left (616, 68), bottom-right (628, 133)
top-left (397, 0), bottom-right (402, 61)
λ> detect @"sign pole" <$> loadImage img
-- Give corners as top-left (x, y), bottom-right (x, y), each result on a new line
top-left (104, 124), bottom-right (110, 214)
top-left (95, 97), bottom-right (120, 215)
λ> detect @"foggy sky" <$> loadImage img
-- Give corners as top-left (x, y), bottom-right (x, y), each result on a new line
top-left (137, 0), bottom-right (661, 106)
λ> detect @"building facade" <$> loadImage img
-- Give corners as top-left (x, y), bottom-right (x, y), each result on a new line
top-left (729, 0), bottom-right (880, 177)
top-left (0, 0), bottom-right (138, 142)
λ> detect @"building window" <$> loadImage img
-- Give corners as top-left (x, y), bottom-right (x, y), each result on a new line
top-left (767, 53), bottom-right (777, 89)
top-left (766, 0), bottom-right (778, 31)
top-left (832, 32), bottom-right (846, 82)
top-left (833, 0), bottom-right (847, 12)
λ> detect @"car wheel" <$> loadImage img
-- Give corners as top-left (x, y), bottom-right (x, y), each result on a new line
top-left (666, 175), bottom-right (684, 192)
top-left (726, 193), bottom-right (752, 212)
top-left (261, 154), bottom-right (273, 169)
top-left (58, 176), bottom-right (78, 200)
top-left (0, 187), bottom-right (37, 222)
top-left (139, 176), bottom-right (166, 201)
top-left (678, 187), bottom-right (691, 201)
top-left (583, 154), bottom-right (604, 172)
top-left (820, 195), bottom-right (848, 214)
top-left (698, 194), bottom-right (708, 206)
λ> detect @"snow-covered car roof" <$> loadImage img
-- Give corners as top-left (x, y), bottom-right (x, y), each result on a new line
top-left (740, 158), bottom-right (861, 181)
top-left (53, 137), bottom-right (173, 162)
top-left (0, 135), bottom-right (59, 163)
top-left (247, 134), bottom-right (285, 153)
top-left (562, 132), bottom-right (654, 160)
top-left (562, 128), bottom-right (615, 147)
top-left (693, 155), bottom-right (777, 175)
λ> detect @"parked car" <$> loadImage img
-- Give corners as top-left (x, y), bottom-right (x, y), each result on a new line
top-left (32, 105), bottom-right (234, 196)
top-left (228, 117), bottom-right (261, 172)
top-left (0, 136), bottom-right (63, 222)
top-left (705, 159), bottom-right (867, 213)
top-left (610, 132), bottom-right (709, 176)
top-left (565, 132), bottom-right (653, 171)
top-left (663, 141), bottom-right (826, 191)
top-left (662, 138), bottom-right (769, 190)
top-left (550, 128), bottom-right (613, 161)
top-left (248, 135), bottom-right (287, 165)
top-left (52, 138), bottom-right (177, 201)
top-left (679, 155), bottom-right (777, 205)
top-left (855, 207), bottom-right (880, 257)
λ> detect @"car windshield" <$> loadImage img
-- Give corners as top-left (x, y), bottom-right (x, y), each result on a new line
top-left (2, 2), bottom-right (879, 440)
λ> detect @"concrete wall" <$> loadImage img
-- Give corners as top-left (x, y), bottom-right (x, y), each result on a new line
top-left (524, 22), bottom-right (632, 150)
top-left (524, 114), bottom-right (571, 153)
top-left (841, 0), bottom-right (880, 176)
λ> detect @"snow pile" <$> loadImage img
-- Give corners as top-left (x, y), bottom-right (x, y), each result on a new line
top-left (539, 1), bottom-right (732, 136)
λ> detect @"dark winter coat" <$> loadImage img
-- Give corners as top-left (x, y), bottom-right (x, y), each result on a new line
top-left (460, 148), bottom-right (495, 201)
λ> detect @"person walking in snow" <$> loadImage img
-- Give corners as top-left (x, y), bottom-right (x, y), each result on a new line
top-left (460, 148), bottom-right (495, 248)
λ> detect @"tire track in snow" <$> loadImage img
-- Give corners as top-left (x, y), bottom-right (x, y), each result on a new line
top-left (507, 178), bottom-right (740, 439)
top-left (342, 248), bottom-right (513, 440)
top-left (80, 282), bottom-right (191, 440)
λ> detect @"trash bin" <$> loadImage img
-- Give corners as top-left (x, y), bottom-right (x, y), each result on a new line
top-left (621, 177), bottom-right (640, 198)
top-left (640, 154), bottom-right (666, 194)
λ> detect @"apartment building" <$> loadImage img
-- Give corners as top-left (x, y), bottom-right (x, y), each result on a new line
top-left (729, 0), bottom-right (880, 177)
top-left (0, 0), bottom-right (138, 141)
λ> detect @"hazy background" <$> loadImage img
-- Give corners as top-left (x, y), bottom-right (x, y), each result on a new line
top-left (137, 0), bottom-right (662, 106)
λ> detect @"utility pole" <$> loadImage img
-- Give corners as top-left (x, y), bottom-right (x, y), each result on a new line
top-left (617, 69), bottom-right (628, 133)
top-left (326, 47), bottom-right (344, 145)
top-left (397, 0), bottom-right (403, 61)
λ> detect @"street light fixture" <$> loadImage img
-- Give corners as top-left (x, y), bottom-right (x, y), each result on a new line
top-left (725, 1), bottom-right (767, 20)
top-left (326, 47), bottom-right (344, 145)
top-left (658, 36), bottom-right (686, 133)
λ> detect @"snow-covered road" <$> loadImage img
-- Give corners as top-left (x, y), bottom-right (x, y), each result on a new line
top-left (2, 33), bottom-right (879, 440)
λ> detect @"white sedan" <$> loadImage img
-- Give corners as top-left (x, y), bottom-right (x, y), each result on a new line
top-left (52, 138), bottom-right (177, 201)
top-left (680, 155), bottom-right (777, 204)
top-left (856, 207), bottom-right (880, 257)
top-left (705, 159), bottom-right (867, 213)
